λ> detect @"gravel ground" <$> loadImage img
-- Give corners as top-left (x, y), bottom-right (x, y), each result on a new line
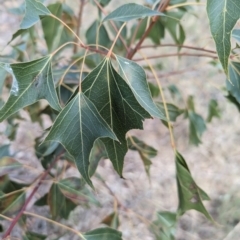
top-left (1, 1), bottom-right (240, 240)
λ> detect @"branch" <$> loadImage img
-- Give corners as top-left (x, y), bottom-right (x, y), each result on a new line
top-left (134, 52), bottom-right (218, 61)
top-left (127, 0), bottom-right (171, 59)
top-left (2, 151), bottom-right (64, 239)
top-left (73, 0), bottom-right (85, 53)
top-left (140, 44), bottom-right (217, 54)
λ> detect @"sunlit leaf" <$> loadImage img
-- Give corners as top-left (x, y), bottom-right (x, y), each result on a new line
top-left (43, 92), bottom-right (117, 187)
top-left (83, 228), bottom-right (122, 240)
top-left (207, 99), bottom-right (221, 122)
top-left (116, 55), bottom-right (165, 119)
top-left (207, 0), bottom-right (240, 74)
top-left (0, 56), bottom-right (61, 122)
top-left (82, 58), bottom-right (151, 178)
top-left (176, 152), bottom-right (213, 221)
top-left (20, 0), bottom-right (51, 29)
top-left (103, 3), bottom-right (165, 22)
top-left (0, 157), bottom-right (22, 176)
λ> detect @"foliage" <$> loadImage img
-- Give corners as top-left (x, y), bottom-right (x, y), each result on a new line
top-left (0, 0), bottom-right (239, 239)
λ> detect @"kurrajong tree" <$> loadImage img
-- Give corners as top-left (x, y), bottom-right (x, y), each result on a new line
top-left (0, 0), bottom-right (239, 239)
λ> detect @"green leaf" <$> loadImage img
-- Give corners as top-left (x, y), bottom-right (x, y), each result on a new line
top-left (0, 157), bottom-right (22, 176)
top-left (86, 20), bottom-right (111, 48)
top-left (148, 82), bottom-right (160, 98)
top-left (188, 111), bottom-right (206, 146)
top-left (20, 0), bottom-right (51, 29)
top-left (89, 139), bottom-right (107, 177)
top-left (207, 99), bottom-right (221, 122)
top-left (207, 0), bottom-right (240, 74)
top-left (41, 3), bottom-right (62, 52)
top-left (226, 92), bottom-right (240, 111)
top-left (82, 58), bottom-right (151, 178)
top-left (156, 102), bottom-right (183, 122)
top-left (43, 92), bottom-right (117, 187)
top-left (116, 55), bottom-right (166, 119)
top-left (226, 62), bottom-right (240, 104)
top-left (24, 232), bottom-right (47, 240)
top-left (0, 178), bottom-right (26, 215)
top-left (0, 145), bottom-right (10, 158)
top-left (98, 0), bottom-right (111, 7)
top-left (175, 152), bottom-right (213, 221)
top-left (0, 56), bottom-right (61, 122)
top-left (127, 136), bottom-right (157, 177)
top-left (48, 182), bottom-right (76, 219)
top-left (102, 3), bottom-right (165, 22)
top-left (151, 211), bottom-right (177, 240)
top-left (58, 177), bottom-right (99, 205)
top-left (83, 228), bottom-right (122, 240)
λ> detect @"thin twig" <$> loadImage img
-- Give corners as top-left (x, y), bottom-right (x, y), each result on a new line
top-left (134, 52), bottom-right (218, 61)
top-left (127, 0), bottom-right (170, 59)
top-left (74, 0), bottom-right (85, 53)
top-left (140, 44), bottom-right (217, 54)
top-left (2, 151), bottom-right (64, 239)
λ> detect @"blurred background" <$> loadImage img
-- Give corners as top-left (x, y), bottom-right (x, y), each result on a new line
top-left (1, 0), bottom-right (240, 239)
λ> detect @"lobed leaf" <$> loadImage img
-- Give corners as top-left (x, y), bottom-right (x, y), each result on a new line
top-left (43, 92), bottom-right (117, 187)
top-left (103, 3), bottom-right (165, 22)
top-left (20, 0), bottom-right (51, 29)
top-left (207, 0), bottom-right (240, 74)
top-left (82, 58), bottom-right (151, 178)
top-left (0, 56), bottom-right (61, 122)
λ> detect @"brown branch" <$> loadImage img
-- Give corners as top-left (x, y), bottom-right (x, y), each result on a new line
top-left (73, 0), bottom-right (85, 54)
top-left (140, 44), bottom-right (217, 54)
top-left (127, 0), bottom-right (171, 59)
top-left (2, 151), bottom-right (64, 239)
top-left (134, 52), bottom-right (218, 61)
